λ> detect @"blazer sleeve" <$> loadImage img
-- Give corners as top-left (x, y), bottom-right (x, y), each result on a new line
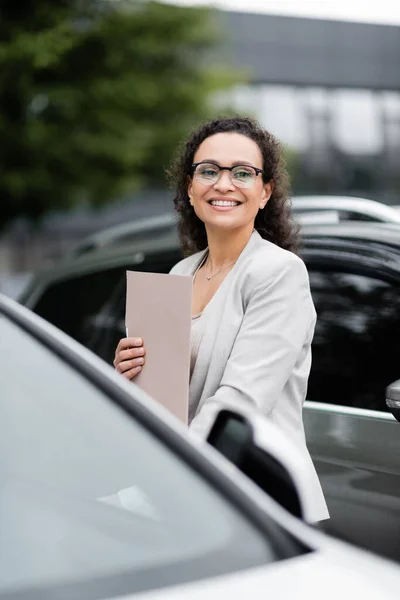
top-left (189, 254), bottom-right (316, 438)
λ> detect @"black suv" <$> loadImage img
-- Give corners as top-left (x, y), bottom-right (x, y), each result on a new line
top-left (20, 215), bottom-right (400, 413)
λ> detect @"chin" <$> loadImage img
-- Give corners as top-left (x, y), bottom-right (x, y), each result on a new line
top-left (205, 217), bottom-right (247, 231)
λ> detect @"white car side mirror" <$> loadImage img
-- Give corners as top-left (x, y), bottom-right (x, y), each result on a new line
top-left (207, 409), bottom-right (317, 523)
top-left (386, 379), bottom-right (400, 423)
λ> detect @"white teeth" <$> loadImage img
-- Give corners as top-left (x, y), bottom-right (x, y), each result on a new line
top-left (210, 200), bottom-right (239, 207)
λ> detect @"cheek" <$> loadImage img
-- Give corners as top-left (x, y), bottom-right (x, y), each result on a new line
top-left (247, 190), bottom-right (263, 209)
top-left (190, 181), bottom-right (207, 202)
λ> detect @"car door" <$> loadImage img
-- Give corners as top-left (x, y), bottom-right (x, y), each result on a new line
top-left (301, 238), bottom-right (400, 561)
top-left (1, 297), bottom-right (295, 598)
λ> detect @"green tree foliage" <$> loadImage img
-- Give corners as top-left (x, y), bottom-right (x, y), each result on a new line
top-left (0, 0), bottom-right (240, 229)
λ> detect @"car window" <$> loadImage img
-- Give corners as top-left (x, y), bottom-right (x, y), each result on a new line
top-left (308, 269), bottom-right (400, 411)
top-left (33, 266), bottom-right (123, 346)
top-left (32, 250), bottom-right (180, 364)
top-left (85, 251), bottom-right (181, 364)
top-left (0, 314), bottom-right (274, 598)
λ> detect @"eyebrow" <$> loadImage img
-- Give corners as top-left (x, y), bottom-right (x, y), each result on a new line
top-left (198, 159), bottom-right (261, 168)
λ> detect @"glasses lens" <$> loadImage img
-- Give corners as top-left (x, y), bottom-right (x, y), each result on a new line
top-left (195, 163), bottom-right (220, 184)
top-left (231, 166), bottom-right (257, 188)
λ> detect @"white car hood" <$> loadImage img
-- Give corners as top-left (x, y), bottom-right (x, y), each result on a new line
top-left (124, 546), bottom-right (400, 600)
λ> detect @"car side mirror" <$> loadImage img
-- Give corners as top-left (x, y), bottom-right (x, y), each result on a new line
top-left (386, 379), bottom-right (400, 422)
top-left (207, 409), bottom-right (316, 522)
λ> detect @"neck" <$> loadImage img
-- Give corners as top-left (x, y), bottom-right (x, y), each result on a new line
top-left (205, 223), bottom-right (255, 269)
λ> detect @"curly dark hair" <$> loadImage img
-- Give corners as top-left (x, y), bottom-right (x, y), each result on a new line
top-left (166, 115), bottom-right (300, 255)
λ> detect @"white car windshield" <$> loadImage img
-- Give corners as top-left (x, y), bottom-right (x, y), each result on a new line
top-left (0, 315), bottom-right (276, 598)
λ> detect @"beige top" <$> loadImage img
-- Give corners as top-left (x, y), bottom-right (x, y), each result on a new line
top-left (190, 255), bottom-right (208, 380)
top-left (190, 312), bottom-right (204, 378)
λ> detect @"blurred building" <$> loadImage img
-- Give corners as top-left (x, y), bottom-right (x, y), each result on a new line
top-left (1, 9), bottom-right (400, 292)
top-left (219, 11), bottom-right (400, 204)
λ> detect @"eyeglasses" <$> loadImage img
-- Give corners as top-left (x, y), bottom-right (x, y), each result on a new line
top-left (191, 161), bottom-right (264, 189)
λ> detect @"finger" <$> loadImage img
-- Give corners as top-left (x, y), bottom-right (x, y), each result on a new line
top-left (121, 365), bottom-right (142, 380)
top-left (115, 356), bottom-right (145, 374)
top-left (113, 347), bottom-right (145, 368)
top-left (115, 337), bottom-right (143, 355)
top-left (118, 347), bottom-right (146, 363)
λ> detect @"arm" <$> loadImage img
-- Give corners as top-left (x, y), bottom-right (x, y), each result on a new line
top-left (190, 256), bottom-right (316, 437)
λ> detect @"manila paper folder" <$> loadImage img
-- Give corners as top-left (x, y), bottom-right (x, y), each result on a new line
top-left (125, 270), bottom-right (193, 424)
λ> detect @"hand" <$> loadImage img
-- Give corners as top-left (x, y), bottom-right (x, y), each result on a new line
top-left (114, 337), bottom-right (146, 380)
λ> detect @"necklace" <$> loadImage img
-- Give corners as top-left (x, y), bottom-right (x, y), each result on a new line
top-left (205, 259), bottom-right (236, 281)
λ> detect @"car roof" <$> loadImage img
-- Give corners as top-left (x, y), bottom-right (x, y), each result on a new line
top-left (20, 219), bottom-right (400, 306)
top-left (68, 196), bottom-right (400, 260)
top-left (68, 219), bottom-right (400, 263)
top-left (68, 213), bottom-right (178, 257)
top-left (292, 196), bottom-right (400, 224)
top-left (66, 196), bottom-right (400, 260)
top-left (301, 221), bottom-right (400, 247)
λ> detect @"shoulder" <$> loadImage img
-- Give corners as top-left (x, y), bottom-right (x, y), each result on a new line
top-left (244, 237), bottom-right (308, 289)
top-left (238, 237), bottom-right (314, 316)
top-left (240, 237), bottom-right (315, 320)
top-left (169, 250), bottom-right (206, 275)
top-left (238, 238), bottom-right (315, 321)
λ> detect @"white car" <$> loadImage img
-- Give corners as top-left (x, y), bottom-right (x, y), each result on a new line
top-left (292, 195), bottom-right (400, 224)
top-left (1, 292), bottom-right (400, 599)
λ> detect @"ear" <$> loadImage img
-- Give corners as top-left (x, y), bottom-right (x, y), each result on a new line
top-left (187, 175), bottom-right (193, 205)
top-left (260, 180), bottom-right (274, 210)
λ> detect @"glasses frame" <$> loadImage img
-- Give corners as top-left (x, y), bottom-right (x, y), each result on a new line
top-left (191, 161), bottom-right (264, 187)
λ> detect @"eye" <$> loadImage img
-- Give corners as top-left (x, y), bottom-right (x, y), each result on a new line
top-left (198, 164), bottom-right (219, 177)
top-left (232, 167), bottom-right (254, 180)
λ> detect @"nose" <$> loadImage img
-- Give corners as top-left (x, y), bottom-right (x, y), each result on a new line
top-left (213, 169), bottom-right (235, 193)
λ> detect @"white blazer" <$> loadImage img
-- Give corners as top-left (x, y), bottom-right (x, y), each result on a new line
top-left (170, 230), bottom-right (329, 522)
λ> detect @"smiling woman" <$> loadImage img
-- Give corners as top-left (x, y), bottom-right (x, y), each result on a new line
top-left (169, 117), bottom-right (299, 256)
top-left (114, 116), bottom-right (329, 522)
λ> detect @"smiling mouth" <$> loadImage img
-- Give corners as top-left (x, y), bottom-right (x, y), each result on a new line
top-left (209, 200), bottom-right (241, 207)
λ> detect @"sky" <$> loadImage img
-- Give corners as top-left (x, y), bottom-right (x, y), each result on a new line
top-left (163, 0), bottom-right (400, 26)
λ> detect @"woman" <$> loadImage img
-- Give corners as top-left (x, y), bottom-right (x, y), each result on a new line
top-left (114, 116), bottom-right (329, 521)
